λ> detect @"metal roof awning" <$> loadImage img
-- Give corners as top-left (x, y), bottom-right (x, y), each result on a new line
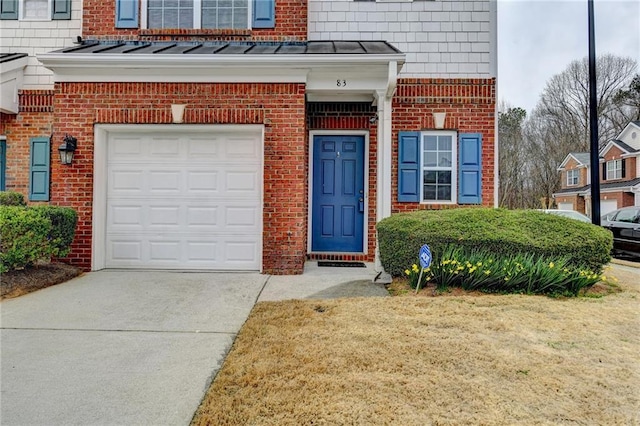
top-left (37, 40), bottom-right (406, 102)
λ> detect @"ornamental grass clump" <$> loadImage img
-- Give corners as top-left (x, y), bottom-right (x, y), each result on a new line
top-left (403, 245), bottom-right (611, 296)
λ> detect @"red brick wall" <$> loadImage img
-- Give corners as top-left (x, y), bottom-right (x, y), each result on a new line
top-left (0, 91), bottom-right (54, 200)
top-left (83, 0), bottom-right (307, 41)
top-left (306, 102), bottom-right (378, 262)
top-left (52, 82), bottom-right (307, 274)
top-left (391, 78), bottom-right (496, 213)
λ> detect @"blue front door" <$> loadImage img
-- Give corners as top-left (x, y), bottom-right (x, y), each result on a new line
top-left (312, 135), bottom-right (365, 252)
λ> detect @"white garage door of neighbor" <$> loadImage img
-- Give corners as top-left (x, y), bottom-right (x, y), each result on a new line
top-left (106, 131), bottom-right (262, 270)
top-left (600, 199), bottom-right (618, 216)
top-left (557, 202), bottom-right (573, 210)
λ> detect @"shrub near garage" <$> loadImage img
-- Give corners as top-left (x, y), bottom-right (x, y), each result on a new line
top-left (0, 191), bottom-right (26, 206)
top-left (30, 206), bottom-right (78, 257)
top-left (0, 206), bottom-right (52, 273)
top-left (377, 208), bottom-right (612, 277)
top-left (0, 204), bottom-right (78, 273)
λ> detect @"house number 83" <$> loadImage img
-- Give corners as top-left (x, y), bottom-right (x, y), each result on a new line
top-left (336, 79), bottom-right (347, 87)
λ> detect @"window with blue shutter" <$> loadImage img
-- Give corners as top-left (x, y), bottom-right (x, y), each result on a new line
top-left (397, 132), bottom-right (420, 202)
top-left (252, 0), bottom-right (275, 28)
top-left (116, 0), bottom-right (138, 28)
top-left (52, 0), bottom-right (71, 20)
top-left (29, 137), bottom-right (50, 201)
top-left (458, 133), bottom-right (482, 204)
top-left (0, 0), bottom-right (18, 19)
top-left (0, 139), bottom-right (6, 191)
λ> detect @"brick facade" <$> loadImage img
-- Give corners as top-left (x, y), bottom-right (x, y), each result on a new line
top-left (51, 82), bottom-right (307, 274)
top-left (83, 0), bottom-right (307, 41)
top-left (391, 78), bottom-right (496, 213)
top-left (0, 91), bottom-right (54, 198)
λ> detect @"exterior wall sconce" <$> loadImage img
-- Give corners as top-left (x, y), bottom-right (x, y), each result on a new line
top-left (433, 112), bottom-right (446, 129)
top-left (58, 134), bottom-right (77, 165)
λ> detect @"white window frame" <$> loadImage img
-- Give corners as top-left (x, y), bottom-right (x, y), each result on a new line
top-left (18, 0), bottom-right (51, 21)
top-left (606, 159), bottom-right (622, 180)
top-left (420, 130), bottom-right (457, 204)
top-left (566, 169), bottom-right (579, 186)
top-left (141, 0), bottom-right (252, 30)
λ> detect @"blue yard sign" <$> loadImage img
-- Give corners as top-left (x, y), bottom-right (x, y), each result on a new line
top-left (419, 244), bottom-right (432, 269)
top-left (416, 244), bottom-right (432, 294)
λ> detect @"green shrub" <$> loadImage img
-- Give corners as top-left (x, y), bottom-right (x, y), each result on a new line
top-left (30, 206), bottom-right (78, 257)
top-left (0, 191), bottom-right (26, 206)
top-left (0, 206), bottom-right (52, 273)
top-left (404, 245), bottom-right (607, 296)
top-left (377, 208), bottom-right (612, 276)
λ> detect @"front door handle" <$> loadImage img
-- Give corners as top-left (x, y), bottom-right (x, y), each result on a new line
top-left (359, 198), bottom-right (364, 213)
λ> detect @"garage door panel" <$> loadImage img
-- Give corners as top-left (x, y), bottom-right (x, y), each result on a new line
top-left (106, 129), bottom-right (262, 270)
top-left (188, 171), bottom-right (218, 192)
top-left (226, 171), bottom-right (259, 193)
top-left (227, 136), bottom-right (262, 159)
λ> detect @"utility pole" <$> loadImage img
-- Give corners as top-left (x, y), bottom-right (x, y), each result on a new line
top-left (588, 0), bottom-right (601, 225)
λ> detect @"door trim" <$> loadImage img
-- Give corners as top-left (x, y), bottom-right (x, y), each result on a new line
top-left (92, 124), bottom-right (265, 271)
top-left (308, 130), bottom-right (369, 255)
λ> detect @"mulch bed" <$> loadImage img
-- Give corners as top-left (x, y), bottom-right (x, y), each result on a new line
top-left (1, 263), bottom-right (83, 300)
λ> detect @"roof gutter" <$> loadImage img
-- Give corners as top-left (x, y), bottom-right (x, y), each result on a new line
top-left (37, 52), bottom-right (406, 69)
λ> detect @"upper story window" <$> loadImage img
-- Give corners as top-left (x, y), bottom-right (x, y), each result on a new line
top-left (606, 159), bottom-right (623, 180)
top-left (0, 0), bottom-right (71, 20)
top-left (566, 169), bottom-right (579, 186)
top-left (144, 0), bottom-right (249, 29)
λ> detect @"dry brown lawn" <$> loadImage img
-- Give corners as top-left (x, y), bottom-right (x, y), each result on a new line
top-left (192, 264), bottom-right (640, 425)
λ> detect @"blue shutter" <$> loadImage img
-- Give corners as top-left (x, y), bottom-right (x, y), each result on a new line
top-left (29, 137), bottom-right (50, 201)
top-left (398, 131), bottom-right (420, 202)
top-left (252, 0), bottom-right (274, 28)
top-left (52, 0), bottom-right (71, 20)
top-left (458, 133), bottom-right (482, 204)
top-left (116, 0), bottom-right (138, 28)
top-left (0, 140), bottom-right (6, 191)
top-left (0, 0), bottom-right (18, 19)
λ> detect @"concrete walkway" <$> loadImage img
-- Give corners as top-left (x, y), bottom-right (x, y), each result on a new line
top-left (0, 263), bottom-right (386, 426)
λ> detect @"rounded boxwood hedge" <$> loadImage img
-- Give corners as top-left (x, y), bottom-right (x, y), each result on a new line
top-left (376, 208), bottom-right (613, 276)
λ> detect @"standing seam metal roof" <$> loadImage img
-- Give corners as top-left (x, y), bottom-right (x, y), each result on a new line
top-left (54, 40), bottom-right (403, 56)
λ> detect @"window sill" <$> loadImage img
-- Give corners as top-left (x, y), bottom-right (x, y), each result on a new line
top-left (140, 28), bottom-right (252, 38)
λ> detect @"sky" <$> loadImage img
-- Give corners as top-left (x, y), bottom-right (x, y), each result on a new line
top-left (498, 0), bottom-right (640, 112)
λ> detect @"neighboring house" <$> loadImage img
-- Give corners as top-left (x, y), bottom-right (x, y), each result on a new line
top-left (554, 121), bottom-right (640, 217)
top-left (1, 0), bottom-right (497, 274)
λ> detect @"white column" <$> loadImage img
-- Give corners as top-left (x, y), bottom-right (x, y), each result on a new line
top-left (374, 90), bottom-right (393, 279)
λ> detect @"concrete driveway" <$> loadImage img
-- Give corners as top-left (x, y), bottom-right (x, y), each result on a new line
top-left (1, 263), bottom-right (385, 426)
top-left (0, 271), bottom-right (269, 426)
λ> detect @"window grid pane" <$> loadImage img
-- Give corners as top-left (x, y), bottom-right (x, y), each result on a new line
top-left (149, 0), bottom-right (194, 28)
top-left (202, 0), bottom-right (248, 29)
top-left (422, 133), bottom-right (453, 202)
top-left (606, 160), bottom-right (622, 180)
top-left (24, 0), bottom-right (49, 19)
top-left (566, 169), bottom-right (579, 186)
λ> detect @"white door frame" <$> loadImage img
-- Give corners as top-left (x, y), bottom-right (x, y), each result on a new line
top-left (92, 124), bottom-right (265, 271)
top-left (307, 130), bottom-right (370, 255)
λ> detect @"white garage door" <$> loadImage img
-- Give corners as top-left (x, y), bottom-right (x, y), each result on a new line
top-left (600, 199), bottom-right (618, 216)
top-left (557, 202), bottom-right (574, 210)
top-left (105, 130), bottom-right (262, 270)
